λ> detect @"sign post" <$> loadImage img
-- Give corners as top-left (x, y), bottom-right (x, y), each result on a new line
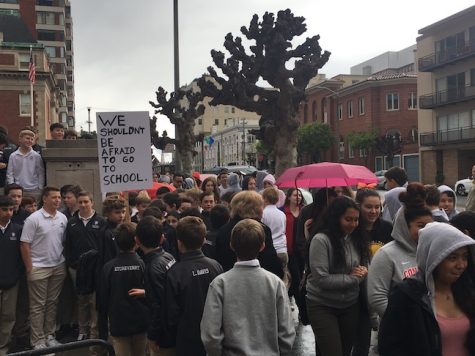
top-left (96, 111), bottom-right (153, 193)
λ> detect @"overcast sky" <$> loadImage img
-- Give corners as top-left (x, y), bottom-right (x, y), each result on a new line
top-left (71, 0), bottom-right (475, 134)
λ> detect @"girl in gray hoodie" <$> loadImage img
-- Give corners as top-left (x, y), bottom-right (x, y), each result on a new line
top-left (367, 183), bottom-right (433, 319)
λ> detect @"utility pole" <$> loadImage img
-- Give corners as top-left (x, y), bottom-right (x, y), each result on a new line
top-left (87, 107), bottom-right (92, 133)
top-left (173, 0), bottom-right (182, 173)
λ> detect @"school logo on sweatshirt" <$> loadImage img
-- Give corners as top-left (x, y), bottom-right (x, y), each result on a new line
top-left (403, 266), bottom-right (418, 279)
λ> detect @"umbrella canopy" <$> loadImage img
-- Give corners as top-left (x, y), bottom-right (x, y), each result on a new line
top-left (129, 182), bottom-right (176, 199)
top-left (276, 162), bottom-right (378, 188)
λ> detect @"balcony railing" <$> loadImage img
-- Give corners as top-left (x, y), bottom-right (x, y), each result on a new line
top-left (418, 41), bottom-right (475, 72)
top-left (420, 127), bottom-right (475, 146)
top-left (419, 85), bottom-right (475, 109)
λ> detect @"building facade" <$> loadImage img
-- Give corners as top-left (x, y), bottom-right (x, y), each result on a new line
top-left (0, 0), bottom-right (75, 128)
top-left (417, 5), bottom-right (475, 186)
top-left (0, 14), bottom-right (59, 143)
top-left (301, 73), bottom-right (419, 180)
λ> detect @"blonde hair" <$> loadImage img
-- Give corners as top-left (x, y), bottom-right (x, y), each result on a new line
top-left (230, 190), bottom-right (263, 219)
top-left (262, 187), bottom-right (279, 205)
top-left (19, 129), bottom-right (35, 138)
top-left (135, 190), bottom-right (151, 205)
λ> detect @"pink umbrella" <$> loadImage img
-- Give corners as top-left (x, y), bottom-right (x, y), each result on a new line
top-left (276, 162), bottom-right (378, 188)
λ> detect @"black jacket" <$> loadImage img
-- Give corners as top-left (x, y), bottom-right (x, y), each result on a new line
top-left (64, 212), bottom-right (106, 269)
top-left (11, 208), bottom-right (30, 226)
top-left (101, 252), bottom-right (149, 337)
top-left (378, 278), bottom-right (443, 356)
top-left (215, 216), bottom-right (284, 278)
top-left (165, 250), bottom-right (222, 356)
top-left (143, 248), bottom-right (176, 346)
top-left (0, 221), bottom-right (22, 289)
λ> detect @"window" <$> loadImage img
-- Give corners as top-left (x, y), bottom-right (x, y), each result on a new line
top-left (0, 9), bottom-right (19, 16)
top-left (45, 46), bottom-right (56, 58)
top-left (386, 93), bottom-right (399, 111)
top-left (231, 107), bottom-right (235, 114)
top-left (214, 119), bottom-right (219, 125)
top-left (471, 68), bottom-right (475, 87)
top-left (339, 140), bottom-right (345, 160)
top-left (358, 97), bottom-right (365, 115)
top-left (224, 106), bottom-right (229, 113)
top-left (37, 11), bottom-right (55, 25)
top-left (348, 143), bottom-right (354, 158)
top-left (19, 54), bottom-right (30, 69)
top-left (338, 104), bottom-right (342, 120)
top-left (198, 119), bottom-right (202, 125)
top-left (347, 100), bottom-right (353, 118)
top-left (19, 94), bottom-right (31, 116)
top-left (60, 112), bottom-right (67, 123)
top-left (359, 148), bottom-right (367, 158)
top-left (408, 92), bottom-right (417, 109)
top-left (0, 0), bottom-right (19, 3)
top-left (37, 30), bottom-right (56, 41)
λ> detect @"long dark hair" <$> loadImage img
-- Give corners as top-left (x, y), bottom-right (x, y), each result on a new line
top-left (308, 188), bottom-right (338, 237)
top-left (313, 196), bottom-right (369, 269)
top-left (284, 188), bottom-right (303, 207)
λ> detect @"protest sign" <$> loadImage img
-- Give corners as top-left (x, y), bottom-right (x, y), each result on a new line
top-left (96, 111), bottom-right (153, 193)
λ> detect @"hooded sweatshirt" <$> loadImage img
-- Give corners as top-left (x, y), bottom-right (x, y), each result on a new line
top-left (262, 174), bottom-right (286, 208)
top-left (219, 173), bottom-right (242, 197)
top-left (382, 186), bottom-right (406, 223)
top-left (367, 207), bottom-right (418, 317)
top-left (437, 185), bottom-right (459, 219)
top-left (255, 171), bottom-right (268, 191)
top-left (378, 222), bottom-right (475, 356)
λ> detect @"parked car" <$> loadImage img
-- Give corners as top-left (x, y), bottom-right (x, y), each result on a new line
top-left (455, 177), bottom-right (473, 196)
top-left (374, 170), bottom-right (388, 190)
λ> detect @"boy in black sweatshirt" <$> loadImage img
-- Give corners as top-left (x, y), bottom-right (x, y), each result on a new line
top-left (0, 196), bottom-right (23, 354)
top-left (164, 216), bottom-right (223, 356)
top-left (101, 222), bottom-right (149, 356)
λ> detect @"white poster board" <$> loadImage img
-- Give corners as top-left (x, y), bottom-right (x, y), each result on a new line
top-left (96, 111), bottom-right (153, 193)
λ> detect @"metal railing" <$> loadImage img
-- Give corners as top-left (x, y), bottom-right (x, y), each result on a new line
top-left (419, 85), bottom-right (475, 109)
top-left (418, 41), bottom-right (475, 71)
top-left (420, 127), bottom-right (475, 146)
top-left (9, 339), bottom-right (115, 356)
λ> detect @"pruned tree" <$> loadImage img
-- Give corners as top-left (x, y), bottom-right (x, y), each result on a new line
top-left (149, 86), bottom-right (205, 175)
top-left (198, 9), bottom-right (330, 176)
top-left (297, 122), bottom-right (334, 163)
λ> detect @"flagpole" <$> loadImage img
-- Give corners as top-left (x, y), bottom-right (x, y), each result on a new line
top-left (29, 46), bottom-right (34, 127)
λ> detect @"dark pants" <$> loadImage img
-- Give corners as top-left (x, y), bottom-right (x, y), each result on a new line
top-left (351, 301), bottom-right (371, 356)
top-left (12, 274), bottom-right (29, 340)
top-left (307, 301), bottom-right (359, 356)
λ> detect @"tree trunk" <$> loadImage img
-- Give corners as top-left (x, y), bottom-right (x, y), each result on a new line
top-left (273, 124), bottom-right (298, 177)
top-left (176, 122), bottom-right (196, 176)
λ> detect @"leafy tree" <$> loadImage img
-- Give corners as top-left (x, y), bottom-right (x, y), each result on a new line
top-left (347, 131), bottom-right (377, 165)
top-left (79, 129), bottom-right (97, 139)
top-left (149, 85), bottom-right (204, 175)
top-left (375, 133), bottom-right (402, 168)
top-left (199, 9), bottom-right (330, 176)
top-left (297, 123), bottom-right (334, 163)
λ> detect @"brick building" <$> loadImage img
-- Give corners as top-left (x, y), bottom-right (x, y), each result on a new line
top-left (0, 0), bottom-right (75, 129)
top-left (300, 71), bottom-right (420, 181)
top-left (0, 14), bottom-right (59, 144)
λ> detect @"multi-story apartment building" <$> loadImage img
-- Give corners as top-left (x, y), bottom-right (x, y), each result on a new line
top-left (417, 5), bottom-right (475, 186)
top-left (0, 0), bottom-right (75, 129)
top-left (0, 14), bottom-right (59, 143)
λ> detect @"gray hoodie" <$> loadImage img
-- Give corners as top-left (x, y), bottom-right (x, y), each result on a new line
top-left (368, 207), bottom-right (418, 317)
top-left (382, 186), bottom-right (406, 223)
top-left (438, 184), bottom-right (459, 219)
top-left (306, 232), bottom-right (363, 308)
top-left (414, 222), bottom-right (475, 309)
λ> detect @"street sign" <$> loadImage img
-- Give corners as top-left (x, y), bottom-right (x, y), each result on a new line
top-left (96, 111), bottom-right (153, 193)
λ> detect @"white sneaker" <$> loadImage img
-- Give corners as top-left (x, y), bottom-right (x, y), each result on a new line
top-left (77, 333), bottom-right (88, 341)
top-left (46, 335), bottom-right (61, 347)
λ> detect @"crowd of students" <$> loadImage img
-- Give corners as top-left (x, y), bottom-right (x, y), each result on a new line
top-left (1, 122), bottom-right (475, 356)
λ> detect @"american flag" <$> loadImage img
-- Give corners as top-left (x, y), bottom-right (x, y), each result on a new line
top-left (28, 48), bottom-right (35, 84)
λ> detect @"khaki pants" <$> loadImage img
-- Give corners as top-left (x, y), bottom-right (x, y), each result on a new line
top-left (0, 283), bottom-right (19, 354)
top-left (27, 263), bottom-right (66, 347)
top-left (68, 267), bottom-right (95, 335)
top-left (277, 252), bottom-right (290, 288)
top-left (111, 333), bottom-right (147, 356)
